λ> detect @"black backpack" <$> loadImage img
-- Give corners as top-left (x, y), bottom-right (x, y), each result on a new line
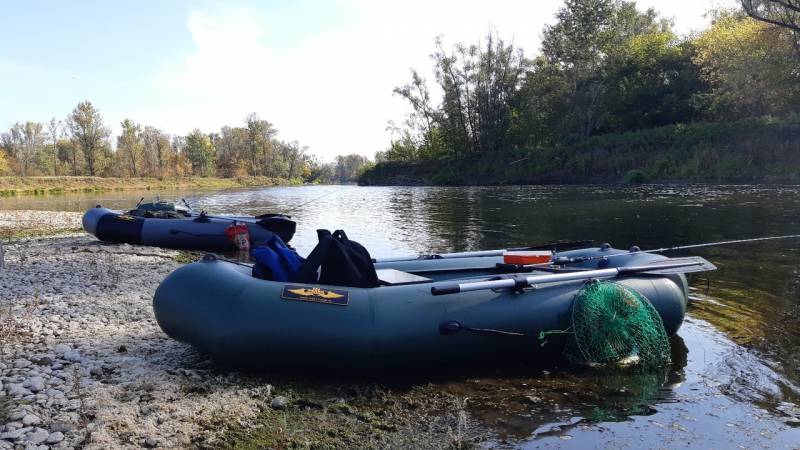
top-left (292, 229), bottom-right (380, 288)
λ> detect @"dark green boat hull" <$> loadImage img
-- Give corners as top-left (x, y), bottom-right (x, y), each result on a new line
top-left (153, 247), bottom-right (688, 372)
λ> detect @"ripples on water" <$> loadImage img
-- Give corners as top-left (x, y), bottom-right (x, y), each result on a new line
top-left (4, 184), bottom-right (800, 446)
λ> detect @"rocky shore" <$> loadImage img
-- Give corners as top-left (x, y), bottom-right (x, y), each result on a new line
top-left (0, 212), bottom-right (472, 449)
top-left (0, 232), bottom-right (272, 449)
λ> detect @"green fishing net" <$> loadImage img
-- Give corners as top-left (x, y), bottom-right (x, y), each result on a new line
top-left (567, 281), bottom-right (672, 371)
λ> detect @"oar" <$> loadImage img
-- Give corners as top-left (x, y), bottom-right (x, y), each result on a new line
top-left (374, 240), bottom-right (593, 263)
top-left (430, 257), bottom-right (716, 296)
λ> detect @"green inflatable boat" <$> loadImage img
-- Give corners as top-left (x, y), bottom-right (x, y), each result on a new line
top-left (153, 245), bottom-right (714, 372)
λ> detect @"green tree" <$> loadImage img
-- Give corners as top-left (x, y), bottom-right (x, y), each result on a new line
top-left (141, 126), bottom-right (172, 178)
top-left (741, 0), bottom-right (800, 52)
top-left (245, 113), bottom-right (278, 176)
top-left (600, 32), bottom-right (705, 132)
top-left (541, 0), bottom-right (615, 138)
top-left (47, 118), bottom-right (61, 175)
top-left (335, 154), bottom-right (372, 182)
top-left (692, 13), bottom-right (800, 118)
top-left (67, 101), bottom-right (110, 176)
top-left (117, 119), bottom-right (143, 177)
top-left (184, 129), bottom-right (216, 177)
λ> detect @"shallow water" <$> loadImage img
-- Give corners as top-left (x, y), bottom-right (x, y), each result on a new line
top-left (5, 184), bottom-right (800, 446)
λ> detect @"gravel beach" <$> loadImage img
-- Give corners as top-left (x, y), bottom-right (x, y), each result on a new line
top-left (0, 212), bottom-right (267, 449)
top-left (0, 212), bottom-right (470, 449)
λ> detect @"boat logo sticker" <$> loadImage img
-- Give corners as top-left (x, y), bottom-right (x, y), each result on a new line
top-left (282, 286), bottom-right (349, 306)
top-left (116, 215), bottom-right (137, 221)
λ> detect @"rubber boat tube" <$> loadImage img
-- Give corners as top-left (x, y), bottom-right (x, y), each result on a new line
top-left (82, 206), bottom-right (285, 251)
top-left (153, 247), bottom-right (688, 372)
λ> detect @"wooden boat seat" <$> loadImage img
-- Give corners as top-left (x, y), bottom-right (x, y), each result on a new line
top-left (376, 269), bottom-right (432, 286)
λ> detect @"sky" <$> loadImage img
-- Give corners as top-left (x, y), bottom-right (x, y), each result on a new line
top-left (1, 0), bottom-right (729, 160)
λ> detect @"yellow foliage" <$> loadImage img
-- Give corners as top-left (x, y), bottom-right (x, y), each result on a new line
top-left (693, 14), bottom-right (800, 117)
top-left (0, 151), bottom-right (9, 175)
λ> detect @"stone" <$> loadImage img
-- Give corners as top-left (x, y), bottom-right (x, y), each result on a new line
top-left (13, 360), bottom-right (31, 369)
top-left (32, 357), bottom-right (53, 367)
top-left (49, 422), bottom-right (74, 433)
top-left (24, 428), bottom-right (49, 445)
top-left (52, 344), bottom-right (71, 355)
top-left (7, 384), bottom-right (31, 397)
top-left (45, 432), bottom-right (64, 444)
top-left (3, 422), bottom-right (22, 431)
top-left (144, 437), bottom-right (159, 448)
top-left (21, 415), bottom-right (40, 427)
top-left (24, 378), bottom-right (45, 393)
top-left (8, 411), bottom-right (26, 422)
top-left (271, 396), bottom-right (289, 410)
top-left (62, 351), bottom-right (82, 363)
top-left (0, 426), bottom-right (30, 441)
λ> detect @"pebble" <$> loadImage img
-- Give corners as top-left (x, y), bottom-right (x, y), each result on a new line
top-left (49, 422), bottom-right (73, 433)
top-left (271, 396), bottom-right (289, 410)
top-left (25, 428), bottom-right (49, 445)
top-left (52, 344), bottom-right (71, 355)
top-left (21, 415), bottom-right (41, 427)
top-left (45, 431), bottom-right (64, 444)
top-left (24, 378), bottom-right (45, 393)
top-left (0, 234), bottom-right (282, 449)
top-left (13, 359), bottom-right (31, 369)
top-left (62, 351), bottom-right (82, 363)
top-left (0, 427), bottom-right (30, 441)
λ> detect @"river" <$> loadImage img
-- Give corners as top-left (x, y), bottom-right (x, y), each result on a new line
top-left (3, 184), bottom-right (800, 447)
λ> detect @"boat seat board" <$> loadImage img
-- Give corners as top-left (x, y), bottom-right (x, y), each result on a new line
top-left (376, 269), bottom-right (432, 286)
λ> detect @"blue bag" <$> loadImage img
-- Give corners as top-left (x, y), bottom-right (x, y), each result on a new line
top-left (251, 234), bottom-right (304, 281)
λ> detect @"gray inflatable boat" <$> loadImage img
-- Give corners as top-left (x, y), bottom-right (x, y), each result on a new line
top-left (82, 203), bottom-right (295, 251)
top-left (153, 245), bottom-right (707, 372)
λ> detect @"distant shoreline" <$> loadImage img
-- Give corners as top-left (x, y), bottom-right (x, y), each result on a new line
top-left (0, 176), bottom-right (300, 197)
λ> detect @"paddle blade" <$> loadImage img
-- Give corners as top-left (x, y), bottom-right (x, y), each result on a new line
top-left (637, 256), bottom-right (716, 275)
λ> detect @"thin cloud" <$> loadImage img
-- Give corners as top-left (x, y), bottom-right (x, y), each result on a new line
top-left (152, 0), bottom-right (717, 160)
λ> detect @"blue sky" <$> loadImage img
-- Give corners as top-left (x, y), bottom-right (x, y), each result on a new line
top-left (1, 0), bottom-right (723, 160)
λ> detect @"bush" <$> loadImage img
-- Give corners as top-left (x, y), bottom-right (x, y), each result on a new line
top-left (624, 169), bottom-right (646, 184)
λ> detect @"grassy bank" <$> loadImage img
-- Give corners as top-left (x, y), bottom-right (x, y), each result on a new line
top-left (0, 175), bottom-right (300, 196)
top-left (360, 117), bottom-right (800, 186)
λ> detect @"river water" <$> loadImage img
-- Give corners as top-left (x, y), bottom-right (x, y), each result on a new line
top-left (4, 184), bottom-right (800, 447)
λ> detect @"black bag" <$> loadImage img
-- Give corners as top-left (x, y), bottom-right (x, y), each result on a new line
top-left (292, 229), bottom-right (380, 288)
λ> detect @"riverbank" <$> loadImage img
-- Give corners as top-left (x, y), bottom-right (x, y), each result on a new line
top-left (0, 216), bottom-right (473, 449)
top-left (2, 208), bottom-right (800, 448)
top-left (360, 117), bottom-right (800, 186)
top-left (0, 176), bottom-right (299, 197)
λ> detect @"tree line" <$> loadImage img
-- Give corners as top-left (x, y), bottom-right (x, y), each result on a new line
top-left (378, 0), bottom-right (800, 163)
top-left (0, 103), bottom-right (371, 183)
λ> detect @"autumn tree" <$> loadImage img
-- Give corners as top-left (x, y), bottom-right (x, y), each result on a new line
top-left (742, 0), bottom-right (800, 53)
top-left (184, 130), bottom-right (216, 177)
top-left (67, 101), bottom-right (110, 176)
top-left (141, 126), bottom-right (172, 178)
top-left (47, 118), bottom-right (61, 175)
top-left (117, 119), bottom-right (143, 177)
top-left (693, 12), bottom-right (800, 118)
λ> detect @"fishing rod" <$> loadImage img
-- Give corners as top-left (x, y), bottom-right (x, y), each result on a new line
top-left (282, 186), bottom-right (344, 216)
top-left (374, 240), bottom-right (594, 263)
top-left (551, 234), bottom-right (800, 266)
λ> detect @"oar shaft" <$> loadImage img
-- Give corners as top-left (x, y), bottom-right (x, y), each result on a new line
top-left (431, 261), bottom-right (703, 296)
